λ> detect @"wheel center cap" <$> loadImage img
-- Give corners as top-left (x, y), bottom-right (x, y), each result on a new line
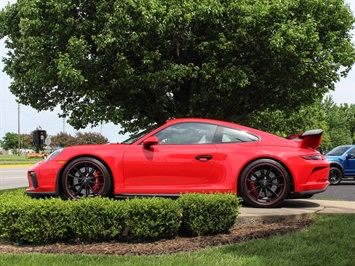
top-left (261, 179), bottom-right (268, 187)
top-left (83, 176), bottom-right (90, 184)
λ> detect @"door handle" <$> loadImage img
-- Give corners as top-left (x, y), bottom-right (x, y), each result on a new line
top-left (195, 155), bottom-right (213, 161)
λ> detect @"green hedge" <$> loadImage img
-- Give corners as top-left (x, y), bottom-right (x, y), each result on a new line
top-left (178, 193), bottom-right (241, 236)
top-left (69, 197), bottom-right (126, 242)
top-left (0, 190), bottom-right (72, 243)
top-left (0, 190), bottom-right (241, 244)
top-left (124, 197), bottom-right (181, 240)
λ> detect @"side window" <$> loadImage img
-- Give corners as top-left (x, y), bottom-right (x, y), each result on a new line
top-left (347, 148), bottom-right (355, 156)
top-left (217, 126), bottom-right (259, 143)
top-left (154, 123), bottom-right (217, 144)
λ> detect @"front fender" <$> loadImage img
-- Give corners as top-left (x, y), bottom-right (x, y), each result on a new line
top-left (328, 161), bottom-right (344, 175)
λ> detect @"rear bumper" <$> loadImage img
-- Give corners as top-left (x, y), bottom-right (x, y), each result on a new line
top-left (287, 183), bottom-right (329, 199)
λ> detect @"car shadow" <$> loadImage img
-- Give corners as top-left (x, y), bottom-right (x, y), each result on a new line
top-left (241, 199), bottom-right (321, 209)
top-left (279, 199), bottom-right (321, 208)
top-left (338, 180), bottom-right (355, 185)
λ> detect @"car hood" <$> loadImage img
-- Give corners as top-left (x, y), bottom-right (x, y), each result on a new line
top-left (324, 155), bottom-right (343, 162)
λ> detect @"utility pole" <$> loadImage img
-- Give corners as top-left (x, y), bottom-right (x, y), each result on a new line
top-left (17, 103), bottom-right (20, 156)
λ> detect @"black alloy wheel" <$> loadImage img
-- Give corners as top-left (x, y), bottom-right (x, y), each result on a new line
top-left (239, 159), bottom-right (291, 208)
top-left (62, 157), bottom-right (112, 199)
top-left (328, 166), bottom-right (342, 185)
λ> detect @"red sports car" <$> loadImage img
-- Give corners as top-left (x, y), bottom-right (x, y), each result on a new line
top-left (26, 118), bottom-right (329, 207)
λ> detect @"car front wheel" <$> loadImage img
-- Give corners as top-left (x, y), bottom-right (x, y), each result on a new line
top-left (61, 157), bottom-right (112, 199)
top-left (238, 159), bottom-right (291, 208)
top-left (328, 166), bottom-right (342, 185)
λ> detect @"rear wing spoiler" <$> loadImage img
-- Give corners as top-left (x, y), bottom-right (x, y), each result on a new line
top-left (286, 129), bottom-right (323, 150)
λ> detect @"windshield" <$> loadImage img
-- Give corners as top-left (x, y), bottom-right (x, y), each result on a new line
top-left (326, 146), bottom-right (351, 156)
top-left (120, 126), bottom-right (158, 144)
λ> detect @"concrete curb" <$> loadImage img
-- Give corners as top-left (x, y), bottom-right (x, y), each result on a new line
top-left (237, 199), bottom-right (355, 224)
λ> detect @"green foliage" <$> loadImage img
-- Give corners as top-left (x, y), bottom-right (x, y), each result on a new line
top-left (245, 95), bottom-right (355, 152)
top-left (0, 215), bottom-right (355, 265)
top-left (0, 132), bottom-right (18, 150)
top-left (1, 0), bottom-right (354, 133)
top-left (124, 197), bottom-right (182, 240)
top-left (0, 133), bottom-right (34, 152)
top-left (50, 132), bottom-right (108, 147)
top-left (50, 132), bottom-right (77, 147)
top-left (322, 96), bottom-right (353, 150)
top-left (0, 191), bottom-right (72, 244)
top-left (69, 197), bottom-right (125, 242)
top-left (0, 154), bottom-right (43, 165)
top-left (178, 193), bottom-right (242, 236)
top-left (74, 132), bottom-right (109, 145)
top-left (0, 190), bottom-right (240, 244)
top-left (0, 131), bottom-right (109, 150)
top-left (2, 95), bottom-right (355, 152)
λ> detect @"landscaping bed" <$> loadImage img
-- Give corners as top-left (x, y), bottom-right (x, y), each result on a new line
top-left (0, 218), bottom-right (314, 255)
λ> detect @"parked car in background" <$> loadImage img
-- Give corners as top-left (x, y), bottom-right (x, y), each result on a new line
top-left (325, 145), bottom-right (355, 185)
top-left (26, 118), bottom-right (329, 208)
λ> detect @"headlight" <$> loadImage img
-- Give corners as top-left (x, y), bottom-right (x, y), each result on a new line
top-left (44, 148), bottom-right (64, 162)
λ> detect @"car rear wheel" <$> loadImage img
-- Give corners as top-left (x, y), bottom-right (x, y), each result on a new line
top-left (238, 159), bottom-right (290, 208)
top-left (61, 157), bottom-right (112, 199)
top-left (328, 166), bottom-right (342, 185)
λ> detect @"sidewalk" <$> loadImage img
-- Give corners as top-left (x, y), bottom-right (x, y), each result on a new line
top-left (238, 199), bottom-right (355, 224)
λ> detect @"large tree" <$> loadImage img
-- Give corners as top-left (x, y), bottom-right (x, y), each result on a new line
top-left (322, 96), bottom-right (353, 149)
top-left (0, 0), bottom-right (354, 133)
top-left (50, 131), bottom-right (108, 147)
top-left (0, 132), bottom-right (18, 150)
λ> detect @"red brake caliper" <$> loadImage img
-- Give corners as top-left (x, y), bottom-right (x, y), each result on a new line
top-left (250, 182), bottom-right (259, 197)
top-left (93, 170), bottom-right (102, 193)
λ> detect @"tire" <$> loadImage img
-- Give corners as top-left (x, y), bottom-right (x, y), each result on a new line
top-left (238, 159), bottom-right (291, 208)
top-left (328, 166), bottom-right (342, 185)
top-left (61, 157), bottom-right (112, 199)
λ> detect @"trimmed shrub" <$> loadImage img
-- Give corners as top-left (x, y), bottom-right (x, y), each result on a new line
top-left (178, 193), bottom-right (241, 236)
top-left (69, 197), bottom-right (125, 242)
top-left (123, 197), bottom-right (181, 240)
top-left (0, 190), bottom-right (241, 244)
top-left (0, 191), bottom-right (71, 244)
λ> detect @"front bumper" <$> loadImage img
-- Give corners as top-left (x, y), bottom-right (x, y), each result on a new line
top-left (25, 161), bottom-right (62, 197)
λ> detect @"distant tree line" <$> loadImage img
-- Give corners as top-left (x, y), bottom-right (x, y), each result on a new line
top-left (0, 131), bottom-right (108, 153)
top-left (0, 95), bottom-right (354, 153)
top-left (246, 96), bottom-right (355, 153)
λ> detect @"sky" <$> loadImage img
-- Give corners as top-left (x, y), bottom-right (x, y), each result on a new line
top-left (1, 0), bottom-right (355, 144)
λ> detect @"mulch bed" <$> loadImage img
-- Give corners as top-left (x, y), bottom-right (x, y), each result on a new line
top-left (0, 218), bottom-right (314, 255)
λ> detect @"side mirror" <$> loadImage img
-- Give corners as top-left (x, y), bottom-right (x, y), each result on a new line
top-left (143, 136), bottom-right (159, 149)
top-left (346, 153), bottom-right (354, 159)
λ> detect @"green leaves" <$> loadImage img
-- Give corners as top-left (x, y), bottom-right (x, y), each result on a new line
top-left (178, 193), bottom-right (242, 236)
top-left (1, 0), bottom-right (354, 132)
top-left (0, 190), bottom-right (241, 244)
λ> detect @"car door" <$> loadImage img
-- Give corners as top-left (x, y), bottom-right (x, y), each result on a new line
top-left (122, 122), bottom-right (219, 194)
top-left (344, 147), bottom-right (355, 176)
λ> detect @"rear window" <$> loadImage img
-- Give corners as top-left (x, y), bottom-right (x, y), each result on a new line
top-left (213, 126), bottom-right (259, 143)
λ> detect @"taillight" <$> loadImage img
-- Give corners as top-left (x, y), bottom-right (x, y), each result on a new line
top-left (301, 154), bottom-right (324, 160)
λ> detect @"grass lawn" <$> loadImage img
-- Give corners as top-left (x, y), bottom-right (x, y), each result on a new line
top-left (0, 154), bottom-right (42, 165)
top-left (0, 210), bottom-right (354, 265)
